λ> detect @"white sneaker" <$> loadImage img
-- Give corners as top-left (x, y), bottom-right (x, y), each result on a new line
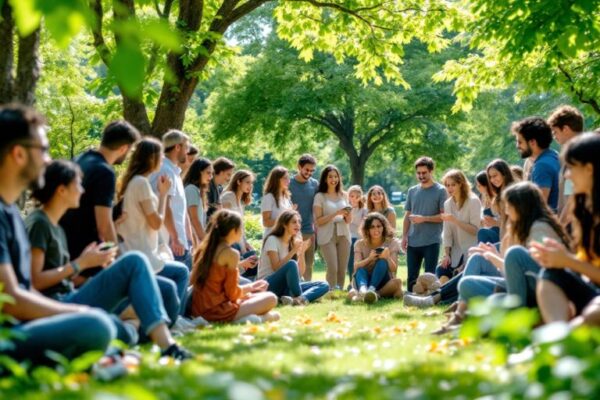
top-left (234, 314), bottom-right (263, 324)
top-left (189, 316), bottom-right (210, 327)
top-left (280, 296), bottom-right (294, 306)
top-left (403, 293), bottom-right (435, 308)
top-left (172, 317), bottom-right (197, 335)
top-left (364, 289), bottom-right (379, 304)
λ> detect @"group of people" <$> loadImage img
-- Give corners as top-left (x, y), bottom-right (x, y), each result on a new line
top-left (2, 102), bottom-right (600, 370)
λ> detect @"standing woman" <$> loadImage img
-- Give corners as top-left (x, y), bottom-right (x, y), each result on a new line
top-left (184, 158), bottom-right (213, 243)
top-left (261, 166), bottom-right (292, 238)
top-left (222, 170), bottom-right (259, 278)
top-left (314, 165), bottom-right (351, 290)
top-left (366, 185), bottom-right (397, 231)
top-left (347, 185), bottom-right (367, 287)
top-left (436, 169), bottom-right (482, 281)
top-left (478, 159), bottom-right (516, 244)
top-left (532, 133), bottom-right (600, 325)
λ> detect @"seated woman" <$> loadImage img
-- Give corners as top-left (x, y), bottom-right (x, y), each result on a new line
top-left (257, 210), bottom-right (330, 305)
top-left (477, 159), bottom-right (516, 244)
top-left (436, 169), bottom-right (481, 282)
top-left (366, 185), bottom-right (397, 231)
top-left (428, 181), bottom-right (568, 333)
top-left (532, 133), bottom-right (600, 326)
top-left (25, 160), bottom-right (192, 359)
top-left (222, 169), bottom-right (259, 279)
top-left (117, 138), bottom-right (190, 316)
top-left (190, 209), bottom-right (279, 323)
top-left (349, 212), bottom-right (403, 304)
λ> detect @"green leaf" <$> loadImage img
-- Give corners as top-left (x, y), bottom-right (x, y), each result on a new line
top-left (110, 43), bottom-right (146, 98)
top-left (142, 20), bottom-right (182, 52)
top-left (8, 0), bottom-right (41, 37)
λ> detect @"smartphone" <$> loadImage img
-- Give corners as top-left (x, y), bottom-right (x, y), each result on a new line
top-left (483, 208), bottom-right (494, 218)
top-left (343, 206), bottom-right (352, 212)
top-left (375, 247), bottom-right (385, 254)
top-left (99, 242), bottom-right (116, 251)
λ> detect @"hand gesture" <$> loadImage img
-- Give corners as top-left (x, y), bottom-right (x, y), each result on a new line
top-left (251, 280), bottom-right (269, 292)
top-left (529, 238), bottom-right (571, 269)
top-left (368, 249), bottom-right (379, 261)
top-left (440, 255), bottom-right (451, 268)
top-left (157, 174), bottom-right (172, 196)
top-left (401, 237), bottom-right (408, 253)
top-left (379, 247), bottom-right (390, 259)
top-left (483, 215), bottom-right (497, 227)
top-left (171, 238), bottom-right (185, 257)
top-left (440, 213), bottom-right (456, 223)
top-left (79, 242), bottom-right (117, 269)
top-left (240, 257), bottom-right (257, 270)
top-left (409, 214), bottom-right (425, 224)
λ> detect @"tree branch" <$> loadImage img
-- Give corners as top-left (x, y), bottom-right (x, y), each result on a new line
top-left (558, 64), bottom-right (600, 116)
top-left (89, 0), bottom-right (112, 66)
top-left (0, 1), bottom-right (15, 103)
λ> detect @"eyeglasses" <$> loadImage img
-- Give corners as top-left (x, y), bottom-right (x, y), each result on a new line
top-left (20, 142), bottom-right (50, 154)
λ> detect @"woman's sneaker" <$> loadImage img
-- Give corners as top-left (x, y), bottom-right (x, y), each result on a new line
top-left (364, 288), bottom-right (379, 304)
top-left (160, 344), bottom-right (194, 361)
top-left (403, 293), bottom-right (435, 309)
top-left (280, 296), bottom-right (294, 306)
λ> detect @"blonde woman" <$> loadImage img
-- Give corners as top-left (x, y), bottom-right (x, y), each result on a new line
top-left (314, 165), bottom-right (351, 290)
top-left (366, 185), bottom-right (397, 231)
top-left (347, 185), bottom-right (367, 287)
top-left (261, 166), bottom-right (293, 238)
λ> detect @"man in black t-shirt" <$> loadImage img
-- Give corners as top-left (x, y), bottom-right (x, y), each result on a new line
top-left (60, 121), bottom-right (139, 276)
top-left (0, 104), bottom-right (116, 365)
top-left (206, 157), bottom-right (235, 219)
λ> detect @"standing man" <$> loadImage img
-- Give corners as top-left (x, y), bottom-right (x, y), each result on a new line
top-left (207, 157), bottom-right (235, 219)
top-left (401, 157), bottom-right (446, 292)
top-left (151, 130), bottom-right (194, 270)
top-left (547, 105), bottom-right (584, 224)
top-left (0, 104), bottom-right (116, 364)
top-left (60, 120), bottom-right (140, 277)
top-left (511, 117), bottom-right (560, 211)
top-left (289, 154), bottom-right (319, 281)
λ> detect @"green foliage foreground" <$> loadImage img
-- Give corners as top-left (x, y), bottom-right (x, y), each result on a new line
top-left (3, 289), bottom-right (600, 399)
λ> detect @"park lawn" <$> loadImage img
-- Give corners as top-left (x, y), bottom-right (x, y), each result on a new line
top-left (4, 264), bottom-right (519, 399)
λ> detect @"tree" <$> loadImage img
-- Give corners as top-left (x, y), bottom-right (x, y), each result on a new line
top-left (434, 0), bottom-right (600, 123)
top-left (5, 0), bottom-right (456, 136)
top-left (206, 37), bottom-right (461, 185)
top-left (0, 1), bottom-right (40, 105)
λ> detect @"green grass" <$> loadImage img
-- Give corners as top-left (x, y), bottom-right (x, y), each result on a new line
top-left (2, 262), bottom-right (518, 399)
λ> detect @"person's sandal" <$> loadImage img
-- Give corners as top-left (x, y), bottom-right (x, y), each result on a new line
top-left (442, 301), bottom-right (458, 315)
top-left (160, 344), bottom-right (194, 361)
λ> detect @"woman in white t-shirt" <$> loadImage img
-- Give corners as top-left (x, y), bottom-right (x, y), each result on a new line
top-left (183, 158), bottom-right (213, 243)
top-left (261, 166), bottom-right (292, 238)
top-left (314, 165), bottom-right (351, 290)
top-left (117, 138), bottom-right (190, 313)
top-left (222, 170), bottom-right (259, 278)
top-left (257, 210), bottom-right (329, 304)
top-left (366, 185), bottom-right (397, 231)
top-left (347, 185), bottom-right (367, 287)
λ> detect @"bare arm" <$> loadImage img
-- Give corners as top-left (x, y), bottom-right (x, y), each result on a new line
top-left (314, 205), bottom-right (343, 226)
top-left (30, 248), bottom-right (77, 290)
top-left (262, 211), bottom-right (276, 228)
top-left (140, 194), bottom-right (167, 231)
top-left (94, 206), bottom-right (117, 243)
top-left (188, 205), bottom-right (206, 241)
top-left (539, 187), bottom-right (551, 203)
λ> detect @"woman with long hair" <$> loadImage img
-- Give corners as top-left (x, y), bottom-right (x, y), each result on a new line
top-left (314, 165), bottom-right (351, 290)
top-left (436, 169), bottom-right (481, 281)
top-left (347, 185), bottom-right (367, 287)
top-left (261, 166), bottom-right (292, 237)
top-left (184, 158), bottom-right (213, 242)
top-left (26, 160), bottom-right (193, 359)
top-left (222, 170), bottom-right (259, 278)
top-left (117, 138), bottom-right (190, 320)
top-left (190, 210), bottom-right (279, 323)
top-left (425, 181), bottom-right (568, 333)
top-left (349, 212), bottom-right (403, 303)
top-left (257, 210), bottom-right (329, 305)
top-left (366, 185), bottom-right (397, 231)
top-left (477, 159), bottom-right (516, 244)
top-left (532, 133), bottom-right (600, 325)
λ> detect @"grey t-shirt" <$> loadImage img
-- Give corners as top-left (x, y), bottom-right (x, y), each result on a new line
top-left (289, 176), bottom-right (319, 234)
top-left (404, 182), bottom-right (447, 247)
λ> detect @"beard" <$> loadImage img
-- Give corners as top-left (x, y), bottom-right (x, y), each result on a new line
top-left (519, 146), bottom-right (532, 159)
top-left (114, 153), bottom-right (128, 165)
top-left (21, 162), bottom-right (45, 192)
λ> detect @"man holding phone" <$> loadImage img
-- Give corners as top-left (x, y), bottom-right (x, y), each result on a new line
top-left (401, 157), bottom-right (447, 292)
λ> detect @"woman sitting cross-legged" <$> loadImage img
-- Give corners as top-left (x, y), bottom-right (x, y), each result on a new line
top-left (25, 160), bottom-right (192, 359)
top-left (349, 212), bottom-right (403, 304)
top-left (257, 210), bottom-right (330, 305)
top-left (190, 209), bottom-right (280, 323)
top-left (429, 181), bottom-right (569, 334)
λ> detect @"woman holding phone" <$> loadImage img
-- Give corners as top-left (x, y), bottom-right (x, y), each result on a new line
top-left (350, 213), bottom-right (403, 303)
top-left (314, 165), bottom-right (351, 290)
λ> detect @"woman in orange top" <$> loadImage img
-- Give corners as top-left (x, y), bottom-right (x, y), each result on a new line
top-left (531, 133), bottom-right (600, 325)
top-left (190, 209), bottom-right (279, 323)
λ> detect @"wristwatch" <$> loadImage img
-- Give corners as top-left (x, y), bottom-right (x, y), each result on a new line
top-left (70, 260), bottom-right (81, 276)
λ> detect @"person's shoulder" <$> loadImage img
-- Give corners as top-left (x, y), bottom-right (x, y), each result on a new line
top-left (434, 182), bottom-right (446, 191)
top-left (388, 237), bottom-right (402, 248)
top-left (310, 177), bottom-right (319, 186)
top-left (221, 191), bottom-right (235, 201)
top-left (130, 174), bottom-right (149, 187)
top-left (24, 209), bottom-right (48, 228)
top-left (217, 246), bottom-right (240, 268)
top-left (354, 238), bottom-right (367, 249)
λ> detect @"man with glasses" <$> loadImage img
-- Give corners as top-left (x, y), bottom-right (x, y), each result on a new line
top-left (290, 154), bottom-right (319, 281)
top-left (60, 120), bottom-right (140, 277)
top-left (401, 156), bottom-right (447, 292)
top-left (0, 104), bottom-right (116, 364)
top-left (151, 130), bottom-right (194, 270)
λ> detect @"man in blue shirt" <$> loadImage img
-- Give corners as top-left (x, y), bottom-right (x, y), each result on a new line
top-left (512, 116), bottom-right (560, 211)
top-left (289, 154), bottom-right (319, 281)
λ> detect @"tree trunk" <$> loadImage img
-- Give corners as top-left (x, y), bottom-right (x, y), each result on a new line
top-left (0, 2), bottom-right (15, 103)
top-left (123, 95), bottom-right (152, 134)
top-left (14, 28), bottom-right (41, 105)
top-left (348, 154), bottom-right (366, 186)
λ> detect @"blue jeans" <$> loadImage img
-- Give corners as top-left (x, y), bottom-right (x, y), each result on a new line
top-left (157, 261), bottom-right (190, 315)
top-left (354, 259), bottom-right (391, 290)
top-left (175, 249), bottom-right (192, 270)
top-left (7, 309), bottom-right (115, 365)
top-left (458, 253), bottom-right (504, 301)
top-left (265, 260), bottom-right (330, 302)
top-left (348, 237), bottom-right (358, 285)
top-left (477, 227), bottom-right (500, 244)
top-left (406, 243), bottom-right (440, 291)
top-left (504, 246), bottom-right (542, 307)
top-left (62, 251), bottom-right (170, 335)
